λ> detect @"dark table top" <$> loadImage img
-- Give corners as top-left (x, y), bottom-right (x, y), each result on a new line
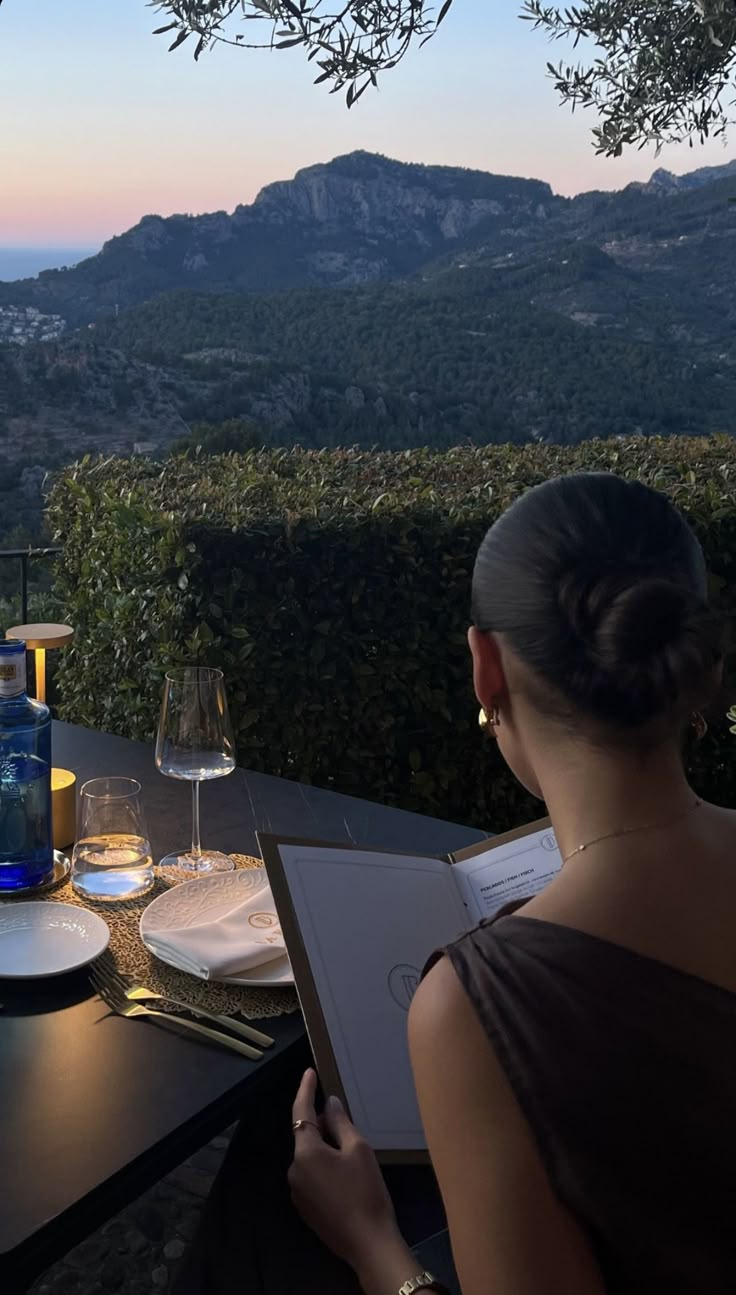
top-left (1, 721), bottom-right (487, 1289)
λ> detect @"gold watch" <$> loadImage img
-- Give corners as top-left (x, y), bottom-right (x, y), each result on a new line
top-left (398, 1273), bottom-right (449, 1295)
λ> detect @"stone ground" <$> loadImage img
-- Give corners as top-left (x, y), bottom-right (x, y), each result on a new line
top-left (29, 1129), bottom-right (234, 1295)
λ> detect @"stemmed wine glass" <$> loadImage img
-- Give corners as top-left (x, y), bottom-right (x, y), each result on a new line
top-left (155, 666), bottom-right (236, 874)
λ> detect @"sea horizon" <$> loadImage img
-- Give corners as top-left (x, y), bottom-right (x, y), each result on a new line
top-left (0, 246), bottom-right (99, 283)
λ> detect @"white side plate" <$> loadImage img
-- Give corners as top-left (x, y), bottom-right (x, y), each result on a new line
top-left (140, 868), bottom-right (294, 987)
top-left (0, 902), bottom-right (110, 978)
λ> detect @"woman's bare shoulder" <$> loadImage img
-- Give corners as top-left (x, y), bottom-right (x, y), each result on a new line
top-left (511, 802), bottom-right (736, 993)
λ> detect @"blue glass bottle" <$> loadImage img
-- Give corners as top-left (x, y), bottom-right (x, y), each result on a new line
top-left (0, 639), bottom-right (53, 890)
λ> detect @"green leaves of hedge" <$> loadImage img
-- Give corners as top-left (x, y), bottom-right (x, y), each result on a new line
top-left (47, 438), bottom-right (736, 831)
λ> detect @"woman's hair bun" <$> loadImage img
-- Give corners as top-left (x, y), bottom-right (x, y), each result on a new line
top-left (594, 578), bottom-right (697, 669)
top-left (472, 474), bottom-right (724, 731)
top-left (578, 577), bottom-right (722, 724)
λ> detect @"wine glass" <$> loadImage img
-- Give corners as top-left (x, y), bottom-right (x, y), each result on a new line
top-left (155, 666), bottom-right (236, 874)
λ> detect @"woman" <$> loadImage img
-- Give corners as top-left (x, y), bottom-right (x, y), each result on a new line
top-left (177, 473), bottom-right (736, 1294)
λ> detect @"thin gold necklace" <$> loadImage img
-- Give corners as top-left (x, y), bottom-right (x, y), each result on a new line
top-left (561, 798), bottom-right (703, 866)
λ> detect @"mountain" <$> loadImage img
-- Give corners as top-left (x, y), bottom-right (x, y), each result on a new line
top-left (1, 149), bottom-right (734, 331)
top-left (640, 159), bottom-right (736, 193)
top-left (1, 150), bottom-right (735, 482)
top-left (0, 153), bottom-right (555, 323)
top-left (0, 334), bottom-right (421, 457)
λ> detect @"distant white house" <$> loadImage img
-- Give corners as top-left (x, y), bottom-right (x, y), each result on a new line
top-left (0, 303), bottom-right (65, 345)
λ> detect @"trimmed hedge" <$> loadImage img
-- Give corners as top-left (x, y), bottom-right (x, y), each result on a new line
top-left (47, 438), bottom-right (736, 833)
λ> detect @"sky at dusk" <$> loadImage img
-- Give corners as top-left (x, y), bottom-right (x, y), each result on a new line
top-left (1, 0), bottom-right (733, 248)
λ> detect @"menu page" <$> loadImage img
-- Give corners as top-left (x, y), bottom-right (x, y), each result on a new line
top-left (276, 844), bottom-right (469, 1152)
top-left (453, 826), bottom-right (562, 922)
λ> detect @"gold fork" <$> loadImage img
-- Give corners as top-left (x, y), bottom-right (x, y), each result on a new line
top-left (94, 959), bottom-right (273, 1049)
top-left (90, 963), bottom-right (263, 1061)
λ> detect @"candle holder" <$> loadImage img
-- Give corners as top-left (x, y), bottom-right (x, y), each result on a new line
top-left (51, 767), bottom-right (76, 850)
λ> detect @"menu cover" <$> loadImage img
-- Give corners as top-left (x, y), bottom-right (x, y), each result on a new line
top-left (259, 818), bottom-right (560, 1160)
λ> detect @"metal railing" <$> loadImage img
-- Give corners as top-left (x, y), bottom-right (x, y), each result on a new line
top-left (0, 546), bottom-right (62, 624)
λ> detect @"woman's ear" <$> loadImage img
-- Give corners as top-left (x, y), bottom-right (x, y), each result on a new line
top-left (468, 627), bottom-right (507, 711)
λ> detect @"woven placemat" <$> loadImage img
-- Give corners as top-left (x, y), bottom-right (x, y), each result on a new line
top-left (2, 853), bottom-right (299, 1021)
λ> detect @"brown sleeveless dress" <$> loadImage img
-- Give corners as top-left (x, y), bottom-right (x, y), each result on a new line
top-left (447, 914), bottom-right (736, 1292)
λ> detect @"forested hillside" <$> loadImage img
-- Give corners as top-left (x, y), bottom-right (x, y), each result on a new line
top-left (1, 151), bottom-right (735, 546)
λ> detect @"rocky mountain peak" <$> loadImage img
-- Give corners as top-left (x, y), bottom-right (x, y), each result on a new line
top-left (241, 150), bottom-right (554, 242)
top-left (642, 159), bottom-right (736, 193)
top-left (2, 152), bottom-right (735, 327)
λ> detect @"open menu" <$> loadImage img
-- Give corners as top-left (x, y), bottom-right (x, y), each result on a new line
top-left (259, 819), bottom-right (561, 1159)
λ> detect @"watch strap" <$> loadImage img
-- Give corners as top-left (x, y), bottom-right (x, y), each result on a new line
top-left (398, 1272), bottom-right (449, 1295)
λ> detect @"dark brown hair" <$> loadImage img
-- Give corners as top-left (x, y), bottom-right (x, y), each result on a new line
top-left (472, 473), bottom-right (723, 730)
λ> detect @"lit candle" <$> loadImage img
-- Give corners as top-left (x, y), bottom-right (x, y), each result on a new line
top-left (51, 768), bottom-right (76, 851)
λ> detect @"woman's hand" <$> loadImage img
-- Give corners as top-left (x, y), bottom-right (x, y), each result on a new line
top-left (288, 1069), bottom-right (403, 1272)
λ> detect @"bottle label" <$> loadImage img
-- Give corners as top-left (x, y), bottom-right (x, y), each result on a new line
top-left (0, 656), bottom-right (26, 698)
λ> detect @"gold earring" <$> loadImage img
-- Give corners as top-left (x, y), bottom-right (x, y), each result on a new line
top-left (478, 703), bottom-right (500, 732)
top-left (691, 711), bottom-right (708, 742)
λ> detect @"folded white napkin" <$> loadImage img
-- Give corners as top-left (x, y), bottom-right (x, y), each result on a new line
top-left (146, 883), bottom-right (285, 980)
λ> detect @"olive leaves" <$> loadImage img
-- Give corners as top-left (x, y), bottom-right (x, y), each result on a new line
top-left (150, 0), bottom-right (455, 104)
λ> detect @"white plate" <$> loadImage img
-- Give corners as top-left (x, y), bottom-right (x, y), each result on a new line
top-left (0, 902), bottom-right (110, 979)
top-left (140, 868), bottom-right (294, 987)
